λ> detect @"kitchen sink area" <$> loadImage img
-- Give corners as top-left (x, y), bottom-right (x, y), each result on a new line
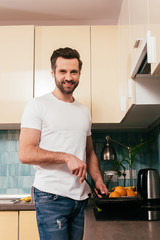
top-left (0, 194), bottom-right (35, 211)
top-left (0, 194), bottom-right (28, 202)
top-left (0, 194), bottom-right (37, 240)
top-left (0, 195), bottom-right (21, 201)
top-left (0, 199), bottom-right (17, 204)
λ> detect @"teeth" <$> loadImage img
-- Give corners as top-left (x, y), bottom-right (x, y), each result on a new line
top-left (64, 82), bottom-right (73, 85)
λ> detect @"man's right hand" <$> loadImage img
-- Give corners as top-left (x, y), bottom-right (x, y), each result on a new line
top-left (19, 128), bottom-right (87, 183)
top-left (65, 154), bottom-right (87, 183)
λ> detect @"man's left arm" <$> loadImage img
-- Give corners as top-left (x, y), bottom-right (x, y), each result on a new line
top-left (86, 136), bottom-right (108, 195)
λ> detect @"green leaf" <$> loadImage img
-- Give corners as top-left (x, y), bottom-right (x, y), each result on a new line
top-left (113, 159), bottom-right (119, 166)
top-left (123, 159), bottom-right (130, 164)
top-left (112, 138), bottom-right (147, 172)
top-left (119, 163), bottom-right (126, 172)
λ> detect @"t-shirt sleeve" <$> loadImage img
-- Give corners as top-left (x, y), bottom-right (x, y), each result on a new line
top-left (21, 98), bottom-right (42, 130)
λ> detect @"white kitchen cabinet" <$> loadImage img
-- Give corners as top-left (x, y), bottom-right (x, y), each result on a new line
top-left (34, 26), bottom-right (91, 110)
top-left (117, 25), bottom-right (131, 115)
top-left (150, 24), bottom-right (160, 75)
top-left (0, 211), bottom-right (18, 240)
top-left (127, 24), bottom-right (147, 103)
top-left (119, 24), bottom-right (160, 128)
top-left (19, 211), bottom-right (39, 240)
top-left (0, 26), bottom-right (34, 124)
top-left (127, 0), bottom-right (160, 76)
top-left (149, 0), bottom-right (160, 74)
top-left (91, 26), bottom-right (122, 123)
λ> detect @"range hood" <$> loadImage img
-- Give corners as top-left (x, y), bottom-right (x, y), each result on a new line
top-left (130, 30), bottom-right (160, 79)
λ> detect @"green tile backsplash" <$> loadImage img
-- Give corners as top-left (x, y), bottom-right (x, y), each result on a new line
top-left (92, 125), bottom-right (160, 188)
top-left (0, 130), bottom-right (34, 194)
top-left (0, 125), bottom-right (159, 195)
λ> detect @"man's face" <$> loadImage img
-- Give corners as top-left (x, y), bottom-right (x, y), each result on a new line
top-left (52, 57), bottom-right (80, 94)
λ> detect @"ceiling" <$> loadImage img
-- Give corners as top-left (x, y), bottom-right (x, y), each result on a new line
top-left (0, 0), bottom-right (123, 25)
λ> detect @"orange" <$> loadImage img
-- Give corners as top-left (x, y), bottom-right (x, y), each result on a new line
top-left (134, 191), bottom-right (138, 195)
top-left (114, 186), bottom-right (126, 196)
top-left (109, 191), bottom-right (121, 198)
top-left (126, 189), bottom-right (135, 196)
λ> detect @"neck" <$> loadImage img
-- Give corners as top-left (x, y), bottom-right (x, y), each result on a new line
top-left (52, 89), bottom-right (74, 103)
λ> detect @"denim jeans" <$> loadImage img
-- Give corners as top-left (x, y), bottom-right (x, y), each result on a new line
top-left (34, 187), bottom-right (88, 240)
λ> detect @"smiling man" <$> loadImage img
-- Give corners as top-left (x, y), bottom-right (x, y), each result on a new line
top-left (52, 57), bottom-right (80, 95)
top-left (19, 47), bottom-right (108, 240)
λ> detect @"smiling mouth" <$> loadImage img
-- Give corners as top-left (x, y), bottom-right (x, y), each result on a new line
top-left (63, 81), bottom-right (75, 87)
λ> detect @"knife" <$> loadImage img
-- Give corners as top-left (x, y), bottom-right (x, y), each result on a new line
top-left (84, 178), bottom-right (109, 199)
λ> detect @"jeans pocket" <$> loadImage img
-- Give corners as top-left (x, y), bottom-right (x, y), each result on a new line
top-left (34, 188), bottom-right (58, 204)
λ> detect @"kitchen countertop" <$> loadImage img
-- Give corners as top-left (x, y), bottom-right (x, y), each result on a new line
top-left (1, 197), bottom-right (160, 240)
top-left (0, 201), bottom-right (35, 211)
top-left (84, 199), bottom-right (160, 240)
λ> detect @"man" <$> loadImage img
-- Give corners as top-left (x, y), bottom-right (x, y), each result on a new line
top-left (19, 47), bottom-right (108, 240)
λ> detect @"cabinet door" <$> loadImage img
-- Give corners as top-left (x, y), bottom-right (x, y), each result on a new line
top-left (117, 25), bottom-right (131, 116)
top-left (150, 24), bottom-right (160, 75)
top-left (91, 26), bottom-right (122, 123)
top-left (0, 211), bottom-right (18, 240)
top-left (19, 211), bottom-right (39, 240)
top-left (34, 26), bottom-right (91, 110)
top-left (118, 24), bottom-right (147, 116)
top-left (0, 26), bottom-right (34, 124)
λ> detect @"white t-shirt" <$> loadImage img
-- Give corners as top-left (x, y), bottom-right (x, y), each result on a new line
top-left (21, 93), bottom-right (91, 200)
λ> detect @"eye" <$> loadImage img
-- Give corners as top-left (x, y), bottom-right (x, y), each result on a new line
top-left (59, 69), bottom-right (66, 74)
top-left (71, 70), bottom-right (78, 74)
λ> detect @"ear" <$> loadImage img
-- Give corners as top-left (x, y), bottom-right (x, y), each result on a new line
top-left (51, 70), bottom-right (55, 78)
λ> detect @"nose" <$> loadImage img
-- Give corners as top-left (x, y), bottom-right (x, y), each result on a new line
top-left (65, 72), bottom-right (72, 81)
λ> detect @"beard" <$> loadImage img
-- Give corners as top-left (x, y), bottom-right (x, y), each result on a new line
top-left (55, 78), bottom-right (79, 94)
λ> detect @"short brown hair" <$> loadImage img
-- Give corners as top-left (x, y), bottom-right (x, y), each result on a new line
top-left (50, 47), bottom-right (83, 72)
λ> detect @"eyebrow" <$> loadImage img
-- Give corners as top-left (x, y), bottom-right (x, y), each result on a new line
top-left (58, 69), bottom-right (79, 73)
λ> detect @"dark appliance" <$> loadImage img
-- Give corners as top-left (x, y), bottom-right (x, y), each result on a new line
top-left (136, 168), bottom-right (160, 221)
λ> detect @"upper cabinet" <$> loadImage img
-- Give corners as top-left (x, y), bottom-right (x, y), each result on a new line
top-left (91, 26), bottom-right (123, 123)
top-left (148, 0), bottom-right (160, 75)
top-left (1, 23), bottom-right (159, 127)
top-left (117, 25), bottom-right (132, 115)
top-left (34, 26), bottom-right (91, 110)
top-left (0, 26), bottom-right (34, 124)
top-left (127, 0), bottom-right (160, 77)
top-left (150, 24), bottom-right (160, 75)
